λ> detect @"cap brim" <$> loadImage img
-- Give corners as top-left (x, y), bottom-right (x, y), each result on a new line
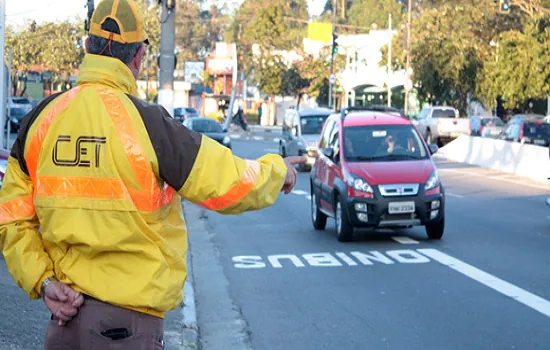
top-left (144, 38), bottom-right (150, 45)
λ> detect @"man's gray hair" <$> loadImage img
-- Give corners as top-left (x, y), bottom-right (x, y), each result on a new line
top-left (87, 18), bottom-right (143, 64)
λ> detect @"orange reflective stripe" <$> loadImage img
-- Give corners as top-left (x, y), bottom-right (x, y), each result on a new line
top-left (199, 160), bottom-right (261, 210)
top-left (96, 87), bottom-right (175, 211)
top-left (35, 176), bottom-right (130, 199)
top-left (0, 196), bottom-right (35, 223)
top-left (26, 88), bottom-right (81, 180)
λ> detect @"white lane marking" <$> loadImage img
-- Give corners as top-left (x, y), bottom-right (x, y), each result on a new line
top-left (230, 134), bottom-right (241, 139)
top-left (252, 136), bottom-right (263, 141)
top-left (446, 192), bottom-right (464, 198)
top-left (305, 195), bottom-right (311, 200)
top-left (418, 249), bottom-right (550, 318)
top-left (264, 148), bottom-right (279, 153)
top-left (291, 189), bottom-right (309, 196)
top-left (438, 168), bottom-right (550, 192)
top-left (391, 236), bottom-right (419, 244)
top-left (273, 137), bottom-right (281, 143)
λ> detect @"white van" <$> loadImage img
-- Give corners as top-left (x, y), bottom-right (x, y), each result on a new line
top-left (279, 107), bottom-right (333, 171)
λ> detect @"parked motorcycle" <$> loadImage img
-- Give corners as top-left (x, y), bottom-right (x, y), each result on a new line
top-left (232, 108), bottom-right (248, 131)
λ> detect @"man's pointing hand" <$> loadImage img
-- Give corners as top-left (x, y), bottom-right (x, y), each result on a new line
top-left (282, 155), bottom-right (307, 194)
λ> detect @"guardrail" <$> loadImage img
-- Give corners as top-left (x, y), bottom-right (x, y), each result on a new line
top-left (437, 135), bottom-right (550, 183)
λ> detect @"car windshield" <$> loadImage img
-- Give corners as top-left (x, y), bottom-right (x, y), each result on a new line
top-left (343, 124), bottom-right (428, 162)
top-left (12, 98), bottom-right (30, 104)
top-left (300, 115), bottom-right (329, 134)
top-left (482, 118), bottom-right (504, 127)
top-left (432, 109), bottom-right (456, 118)
top-left (191, 119), bottom-right (223, 133)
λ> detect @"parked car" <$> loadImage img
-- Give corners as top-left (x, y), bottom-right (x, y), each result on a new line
top-left (470, 116), bottom-right (505, 138)
top-left (8, 97), bottom-right (32, 113)
top-left (174, 107), bottom-right (199, 123)
top-left (413, 106), bottom-right (470, 146)
top-left (6, 107), bottom-right (28, 132)
top-left (310, 107), bottom-right (445, 242)
top-left (500, 114), bottom-right (550, 146)
top-left (0, 148), bottom-right (9, 189)
top-left (279, 107), bottom-right (333, 172)
top-left (183, 117), bottom-right (231, 149)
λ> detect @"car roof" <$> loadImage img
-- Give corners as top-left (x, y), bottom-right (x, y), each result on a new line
top-left (340, 111), bottom-right (412, 127)
top-left (294, 107), bottom-right (333, 117)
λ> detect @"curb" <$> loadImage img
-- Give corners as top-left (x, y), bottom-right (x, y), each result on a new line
top-left (181, 247), bottom-right (200, 349)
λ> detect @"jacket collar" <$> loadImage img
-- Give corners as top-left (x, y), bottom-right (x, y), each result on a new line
top-left (76, 54), bottom-right (137, 95)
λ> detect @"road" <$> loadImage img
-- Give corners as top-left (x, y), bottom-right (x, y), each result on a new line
top-left (1, 136), bottom-right (549, 349)
top-left (188, 138), bottom-right (550, 350)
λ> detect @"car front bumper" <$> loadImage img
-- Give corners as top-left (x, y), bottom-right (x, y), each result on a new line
top-left (344, 190), bottom-right (445, 228)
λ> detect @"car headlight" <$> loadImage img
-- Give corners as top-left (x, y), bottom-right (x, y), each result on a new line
top-left (346, 173), bottom-right (373, 193)
top-left (425, 169), bottom-right (439, 191)
top-left (223, 135), bottom-right (230, 144)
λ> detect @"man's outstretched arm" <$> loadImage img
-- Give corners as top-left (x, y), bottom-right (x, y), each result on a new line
top-left (131, 100), bottom-right (305, 214)
top-left (179, 136), bottom-right (303, 214)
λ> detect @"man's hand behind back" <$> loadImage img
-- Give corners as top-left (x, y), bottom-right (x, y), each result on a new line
top-left (281, 156), bottom-right (307, 194)
top-left (43, 281), bottom-right (85, 326)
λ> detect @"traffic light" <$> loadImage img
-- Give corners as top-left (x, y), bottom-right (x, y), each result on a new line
top-left (332, 32), bottom-right (339, 55)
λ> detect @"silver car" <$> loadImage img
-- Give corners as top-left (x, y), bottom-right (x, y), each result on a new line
top-left (279, 107), bottom-right (333, 171)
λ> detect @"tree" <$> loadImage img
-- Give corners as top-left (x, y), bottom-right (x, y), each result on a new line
top-left (477, 16), bottom-right (550, 110)
top-left (347, 0), bottom-right (403, 30)
top-left (5, 20), bottom-right (84, 96)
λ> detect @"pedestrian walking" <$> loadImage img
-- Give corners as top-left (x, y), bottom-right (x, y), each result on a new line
top-left (0, 0), bottom-right (305, 349)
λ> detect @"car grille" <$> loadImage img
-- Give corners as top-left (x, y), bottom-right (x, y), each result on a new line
top-left (381, 213), bottom-right (417, 221)
top-left (378, 183), bottom-right (420, 197)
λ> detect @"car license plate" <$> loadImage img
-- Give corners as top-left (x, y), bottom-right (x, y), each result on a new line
top-left (388, 201), bottom-right (415, 214)
top-left (534, 139), bottom-right (546, 145)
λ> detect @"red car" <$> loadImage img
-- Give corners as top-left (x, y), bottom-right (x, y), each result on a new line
top-left (0, 148), bottom-right (9, 189)
top-left (310, 107), bottom-right (445, 242)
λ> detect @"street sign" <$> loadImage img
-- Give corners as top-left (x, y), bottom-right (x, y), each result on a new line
top-left (329, 74), bottom-right (336, 85)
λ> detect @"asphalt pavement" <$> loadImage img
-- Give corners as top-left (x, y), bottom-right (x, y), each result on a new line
top-left (188, 138), bottom-right (550, 350)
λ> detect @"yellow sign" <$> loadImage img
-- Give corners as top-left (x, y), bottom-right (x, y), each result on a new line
top-left (307, 22), bottom-right (333, 43)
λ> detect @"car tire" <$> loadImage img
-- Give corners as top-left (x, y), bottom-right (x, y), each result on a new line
top-left (426, 218), bottom-right (444, 240)
top-left (311, 190), bottom-right (327, 230)
top-left (335, 193), bottom-right (354, 242)
top-left (279, 144), bottom-right (286, 157)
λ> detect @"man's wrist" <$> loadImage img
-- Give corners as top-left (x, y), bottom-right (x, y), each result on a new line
top-left (40, 277), bottom-right (56, 299)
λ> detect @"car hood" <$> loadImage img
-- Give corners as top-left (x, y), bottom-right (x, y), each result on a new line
top-left (203, 132), bottom-right (227, 141)
top-left (345, 159), bottom-right (435, 185)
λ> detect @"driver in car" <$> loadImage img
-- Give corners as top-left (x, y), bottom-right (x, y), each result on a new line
top-left (385, 133), bottom-right (407, 154)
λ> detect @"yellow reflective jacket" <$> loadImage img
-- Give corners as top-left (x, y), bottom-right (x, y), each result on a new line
top-left (0, 54), bottom-right (286, 318)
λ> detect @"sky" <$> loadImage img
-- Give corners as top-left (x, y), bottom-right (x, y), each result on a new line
top-left (6, 0), bottom-right (326, 26)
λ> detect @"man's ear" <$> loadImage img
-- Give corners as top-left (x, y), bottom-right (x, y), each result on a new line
top-left (85, 37), bottom-right (90, 52)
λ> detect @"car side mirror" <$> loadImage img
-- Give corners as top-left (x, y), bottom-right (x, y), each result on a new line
top-left (322, 147), bottom-right (334, 159)
top-left (428, 144), bottom-right (439, 155)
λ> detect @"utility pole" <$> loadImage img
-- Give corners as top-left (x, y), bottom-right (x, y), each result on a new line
top-left (329, 0), bottom-right (337, 108)
top-left (158, 0), bottom-right (176, 116)
top-left (404, 0), bottom-right (412, 114)
top-left (0, 0), bottom-right (6, 149)
top-left (387, 13), bottom-right (392, 107)
top-left (5, 48), bottom-right (11, 148)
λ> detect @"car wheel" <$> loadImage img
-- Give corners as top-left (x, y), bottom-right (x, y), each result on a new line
top-left (311, 190), bottom-right (327, 230)
top-left (426, 130), bottom-right (432, 144)
top-left (426, 218), bottom-right (444, 240)
top-left (279, 144), bottom-right (286, 157)
top-left (335, 194), bottom-right (354, 242)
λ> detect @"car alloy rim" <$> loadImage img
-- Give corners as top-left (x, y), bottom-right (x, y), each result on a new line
top-left (312, 193), bottom-right (317, 221)
top-left (336, 202), bottom-right (342, 233)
